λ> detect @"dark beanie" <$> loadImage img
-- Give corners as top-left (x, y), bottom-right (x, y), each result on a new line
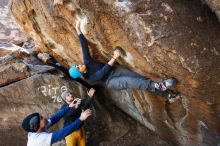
top-left (22, 113), bottom-right (40, 132)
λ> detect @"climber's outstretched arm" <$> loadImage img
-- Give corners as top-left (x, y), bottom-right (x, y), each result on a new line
top-left (86, 49), bottom-right (121, 81)
top-left (75, 20), bottom-right (93, 64)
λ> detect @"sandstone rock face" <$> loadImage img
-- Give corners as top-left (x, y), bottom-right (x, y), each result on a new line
top-left (10, 0), bottom-right (220, 145)
top-left (0, 62), bottom-right (56, 86)
top-left (0, 0), bottom-right (25, 43)
top-left (0, 52), bottom-right (76, 146)
top-left (0, 73), bottom-right (84, 146)
top-left (203, 0), bottom-right (220, 21)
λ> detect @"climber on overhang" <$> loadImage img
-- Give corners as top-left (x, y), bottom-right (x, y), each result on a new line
top-left (60, 88), bottom-right (95, 146)
top-left (21, 98), bottom-right (92, 146)
top-left (69, 20), bottom-right (181, 103)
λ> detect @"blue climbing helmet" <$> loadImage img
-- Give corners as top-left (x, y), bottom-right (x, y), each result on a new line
top-left (69, 65), bottom-right (82, 79)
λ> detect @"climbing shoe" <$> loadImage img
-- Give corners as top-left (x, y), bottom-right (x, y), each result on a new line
top-left (155, 77), bottom-right (177, 91)
top-left (167, 91), bottom-right (181, 103)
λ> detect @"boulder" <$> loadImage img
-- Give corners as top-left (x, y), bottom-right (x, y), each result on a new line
top-left (0, 0), bottom-right (26, 44)
top-left (10, 0), bottom-right (220, 145)
top-left (0, 62), bottom-right (56, 87)
top-left (203, 0), bottom-right (220, 21)
top-left (0, 73), bottom-right (83, 146)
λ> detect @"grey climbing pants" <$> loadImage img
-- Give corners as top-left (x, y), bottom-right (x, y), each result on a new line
top-left (105, 66), bottom-right (170, 99)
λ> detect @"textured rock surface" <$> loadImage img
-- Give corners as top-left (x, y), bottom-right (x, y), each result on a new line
top-left (0, 62), bottom-right (56, 86)
top-left (0, 0), bottom-right (25, 43)
top-left (203, 0), bottom-right (220, 21)
top-left (10, 0), bottom-right (220, 145)
top-left (0, 74), bottom-right (78, 146)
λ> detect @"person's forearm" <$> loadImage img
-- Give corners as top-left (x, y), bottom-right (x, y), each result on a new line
top-left (49, 106), bottom-right (70, 126)
top-left (51, 118), bottom-right (82, 144)
top-left (76, 28), bottom-right (82, 35)
top-left (78, 34), bottom-right (92, 64)
top-left (76, 23), bottom-right (81, 35)
top-left (108, 58), bottom-right (117, 66)
top-left (88, 64), bottom-right (112, 81)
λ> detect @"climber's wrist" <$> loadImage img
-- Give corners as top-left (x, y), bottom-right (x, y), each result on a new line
top-left (113, 55), bottom-right (119, 59)
top-left (76, 29), bottom-right (81, 35)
